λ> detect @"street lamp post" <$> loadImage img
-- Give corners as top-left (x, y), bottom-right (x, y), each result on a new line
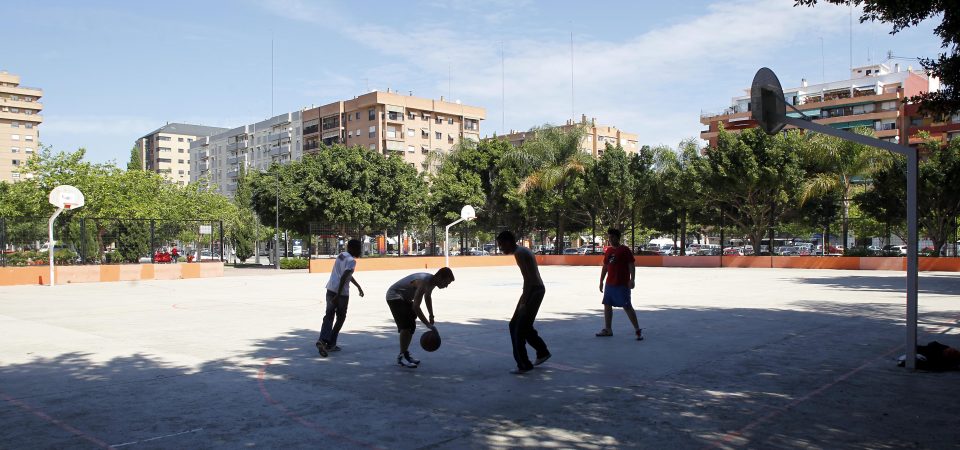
top-left (274, 128), bottom-right (292, 269)
top-left (445, 205), bottom-right (476, 267)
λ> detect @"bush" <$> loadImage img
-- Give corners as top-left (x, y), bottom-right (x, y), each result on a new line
top-left (280, 258), bottom-right (309, 269)
top-left (54, 249), bottom-right (79, 265)
top-left (843, 246), bottom-right (874, 257)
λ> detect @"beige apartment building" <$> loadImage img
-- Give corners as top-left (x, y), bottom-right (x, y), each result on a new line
top-left (499, 114), bottom-right (640, 157)
top-left (700, 61), bottom-right (939, 148)
top-left (302, 89), bottom-right (485, 172)
top-left (136, 123), bottom-right (227, 185)
top-left (0, 71), bottom-right (43, 183)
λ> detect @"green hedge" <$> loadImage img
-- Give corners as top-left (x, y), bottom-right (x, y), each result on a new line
top-left (280, 258), bottom-right (310, 269)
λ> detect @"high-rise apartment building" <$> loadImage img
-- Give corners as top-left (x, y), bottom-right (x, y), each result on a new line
top-left (0, 71), bottom-right (42, 183)
top-left (190, 111), bottom-right (302, 197)
top-left (302, 90), bottom-right (485, 171)
top-left (135, 123), bottom-right (228, 185)
top-left (191, 91), bottom-right (485, 197)
top-left (499, 114), bottom-right (640, 157)
top-left (700, 61), bottom-right (940, 148)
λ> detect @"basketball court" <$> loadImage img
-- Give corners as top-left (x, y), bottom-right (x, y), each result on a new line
top-left (1, 266), bottom-right (958, 448)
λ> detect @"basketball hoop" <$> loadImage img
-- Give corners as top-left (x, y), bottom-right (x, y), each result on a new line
top-left (47, 185), bottom-right (85, 287)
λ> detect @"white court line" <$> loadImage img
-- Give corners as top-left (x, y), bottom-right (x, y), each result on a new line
top-left (110, 428), bottom-right (203, 448)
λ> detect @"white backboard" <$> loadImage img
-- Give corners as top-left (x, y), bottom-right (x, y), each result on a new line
top-left (48, 185), bottom-right (85, 209)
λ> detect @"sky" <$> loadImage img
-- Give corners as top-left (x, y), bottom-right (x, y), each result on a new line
top-left (3, 0), bottom-right (944, 165)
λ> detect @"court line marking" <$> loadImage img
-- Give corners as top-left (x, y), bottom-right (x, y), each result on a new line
top-left (110, 428), bottom-right (203, 448)
top-left (0, 390), bottom-right (111, 449)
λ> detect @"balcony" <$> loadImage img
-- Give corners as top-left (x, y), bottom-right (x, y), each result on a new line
top-left (227, 169), bottom-right (239, 178)
top-left (0, 111), bottom-right (42, 122)
top-left (0, 97), bottom-right (43, 111)
top-left (269, 145), bottom-right (290, 157)
top-left (227, 156), bottom-right (239, 165)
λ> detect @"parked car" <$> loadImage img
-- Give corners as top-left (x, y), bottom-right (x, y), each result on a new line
top-left (723, 247), bottom-right (745, 256)
top-left (562, 248), bottom-right (580, 255)
top-left (658, 244), bottom-right (676, 256)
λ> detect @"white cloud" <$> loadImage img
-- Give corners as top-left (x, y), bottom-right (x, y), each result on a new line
top-left (257, 0), bottom-right (856, 147)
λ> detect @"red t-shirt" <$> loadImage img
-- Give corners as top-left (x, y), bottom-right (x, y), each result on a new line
top-left (603, 245), bottom-right (635, 286)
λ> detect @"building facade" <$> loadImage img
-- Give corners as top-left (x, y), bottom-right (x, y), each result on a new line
top-left (302, 90), bottom-right (485, 172)
top-left (499, 114), bottom-right (640, 157)
top-left (699, 61), bottom-right (940, 148)
top-left (190, 111), bottom-right (302, 197)
top-left (0, 71), bottom-right (42, 183)
top-left (135, 123), bottom-right (227, 185)
top-left (904, 104), bottom-right (960, 148)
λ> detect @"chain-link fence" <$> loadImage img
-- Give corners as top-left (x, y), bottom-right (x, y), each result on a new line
top-left (0, 216), bottom-right (224, 267)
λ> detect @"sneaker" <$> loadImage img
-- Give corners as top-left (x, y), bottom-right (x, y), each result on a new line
top-left (397, 353), bottom-right (418, 368)
top-left (636, 329), bottom-right (644, 341)
top-left (315, 340), bottom-right (329, 357)
top-left (402, 352), bottom-right (420, 366)
top-left (509, 367), bottom-right (533, 375)
top-left (330, 345), bottom-right (342, 352)
top-left (534, 353), bottom-right (551, 366)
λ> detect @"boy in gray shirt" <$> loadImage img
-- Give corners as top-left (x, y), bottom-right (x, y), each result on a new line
top-left (386, 267), bottom-right (455, 368)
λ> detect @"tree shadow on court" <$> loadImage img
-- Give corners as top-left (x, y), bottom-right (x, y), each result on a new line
top-left (2, 303), bottom-right (959, 449)
top-left (791, 272), bottom-right (960, 296)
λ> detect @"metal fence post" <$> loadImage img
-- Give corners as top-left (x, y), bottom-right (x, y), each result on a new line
top-left (150, 219), bottom-right (156, 264)
top-left (219, 220), bottom-right (224, 262)
top-left (80, 218), bottom-right (86, 264)
top-left (1, 217), bottom-right (5, 267)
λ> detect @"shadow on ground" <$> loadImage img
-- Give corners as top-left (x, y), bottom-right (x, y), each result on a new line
top-left (791, 272), bottom-right (960, 296)
top-left (2, 304), bottom-right (959, 449)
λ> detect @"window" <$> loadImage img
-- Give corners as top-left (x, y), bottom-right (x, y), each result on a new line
top-left (465, 118), bottom-right (479, 131)
top-left (24, 136), bottom-right (32, 142)
top-left (10, 147), bottom-right (19, 153)
top-left (408, 111), bottom-right (416, 120)
top-left (386, 126), bottom-right (399, 139)
top-left (448, 118), bottom-right (454, 125)
top-left (9, 107), bottom-right (18, 113)
top-left (10, 134), bottom-right (19, 141)
top-left (422, 113), bottom-right (430, 120)
top-left (24, 148), bottom-right (33, 154)
top-left (348, 114), bottom-right (352, 122)
top-left (388, 111), bottom-right (403, 121)
top-left (448, 133), bottom-right (454, 143)
top-left (435, 116), bottom-right (443, 124)
top-left (10, 122), bottom-right (18, 128)
top-left (187, 138), bottom-right (193, 142)
top-left (356, 129), bottom-right (361, 137)
top-left (24, 123), bottom-right (32, 129)
top-left (158, 136), bottom-right (171, 141)
top-left (178, 137), bottom-right (184, 142)
top-left (369, 125), bottom-right (376, 138)
top-left (178, 170), bottom-right (185, 175)
top-left (407, 128), bottom-right (415, 137)
top-left (158, 158), bottom-right (172, 163)
top-left (11, 159), bottom-right (20, 166)
top-left (368, 108), bottom-right (376, 121)
top-left (178, 159), bottom-right (184, 163)
top-left (421, 129), bottom-right (429, 138)
top-left (11, 172), bottom-right (19, 179)
top-left (407, 145), bottom-right (415, 153)
top-left (179, 149), bottom-right (185, 153)
top-left (369, 143), bottom-right (376, 150)
top-left (348, 130), bottom-right (353, 138)
top-left (356, 112), bottom-right (360, 120)
top-left (435, 131), bottom-right (442, 139)
top-left (159, 147), bottom-right (171, 152)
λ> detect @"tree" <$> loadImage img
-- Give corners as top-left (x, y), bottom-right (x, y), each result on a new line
top-left (228, 166), bottom-right (256, 262)
top-left (127, 145), bottom-right (143, 171)
top-left (651, 140), bottom-right (704, 254)
top-left (798, 128), bottom-right (886, 250)
top-left (796, 0), bottom-right (959, 115)
top-left (854, 152), bottom-right (907, 246)
top-left (700, 127), bottom-right (805, 255)
top-left (590, 144), bottom-right (639, 229)
top-left (508, 124), bottom-right (592, 253)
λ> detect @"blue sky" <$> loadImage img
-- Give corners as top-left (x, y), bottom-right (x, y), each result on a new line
top-left (3, 0), bottom-right (943, 164)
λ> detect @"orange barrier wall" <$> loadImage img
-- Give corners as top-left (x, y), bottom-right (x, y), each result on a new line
top-left (309, 256), bottom-right (515, 274)
top-left (0, 262), bottom-right (224, 286)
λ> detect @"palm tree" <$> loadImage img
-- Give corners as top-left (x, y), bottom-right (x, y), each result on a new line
top-left (799, 128), bottom-right (886, 251)
top-left (507, 124), bottom-right (591, 254)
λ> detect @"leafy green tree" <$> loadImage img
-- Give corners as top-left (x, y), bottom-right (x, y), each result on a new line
top-left (798, 128), bottom-right (886, 250)
top-left (127, 145), bottom-right (142, 171)
top-left (854, 153), bottom-right (907, 246)
top-left (795, 0), bottom-right (959, 115)
top-left (590, 144), bottom-right (638, 229)
top-left (508, 124), bottom-right (592, 253)
top-left (229, 166), bottom-right (256, 262)
top-left (651, 139), bottom-right (704, 254)
top-left (700, 127), bottom-right (805, 255)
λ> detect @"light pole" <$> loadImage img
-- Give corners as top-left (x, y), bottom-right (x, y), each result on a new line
top-left (274, 128), bottom-right (292, 269)
top-left (445, 205), bottom-right (476, 267)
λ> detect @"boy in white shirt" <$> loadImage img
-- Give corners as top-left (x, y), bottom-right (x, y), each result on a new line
top-left (316, 239), bottom-right (364, 357)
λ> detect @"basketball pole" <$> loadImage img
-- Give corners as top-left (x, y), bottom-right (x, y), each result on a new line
top-left (48, 205), bottom-right (65, 287)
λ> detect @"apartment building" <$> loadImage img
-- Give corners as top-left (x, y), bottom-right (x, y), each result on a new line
top-left (499, 114), bottom-right (640, 157)
top-left (135, 123), bottom-right (227, 185)
top-left (189, 111), bottom-right (302, 197)
top-left (904, 104), bottom-right (960, 148)
top-left (0, 71), bottom-right (42, 183)
top-left (302, 90), bottom-right (485, 171)
top-left (700, 61), bottom-right (940, 148)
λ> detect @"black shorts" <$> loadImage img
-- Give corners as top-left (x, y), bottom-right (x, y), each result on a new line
top-left (387, 300), bottom-right (416, 332)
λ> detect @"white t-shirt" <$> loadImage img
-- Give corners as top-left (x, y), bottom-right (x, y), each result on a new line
top-left (325, 252), bottom-right (357, 295)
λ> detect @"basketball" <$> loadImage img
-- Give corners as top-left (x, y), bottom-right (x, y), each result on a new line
top-left (420, 330), bottom-right (441, 352)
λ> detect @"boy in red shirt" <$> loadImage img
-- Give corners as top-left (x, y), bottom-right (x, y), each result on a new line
top-left (596, 228), bottom-right (642, 340)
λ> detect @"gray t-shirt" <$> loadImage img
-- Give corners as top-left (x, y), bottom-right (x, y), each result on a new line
top-left (386, 273), bottom-right (432, 302)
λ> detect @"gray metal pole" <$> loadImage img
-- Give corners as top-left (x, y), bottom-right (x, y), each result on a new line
top-left (275, 169), bottom-right (280, 270)
top-left (784, 116), bottom-right (919, 369)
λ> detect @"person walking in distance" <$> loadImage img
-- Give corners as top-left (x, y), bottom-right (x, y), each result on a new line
top-left (496, 230), bottom-right (551, 374)
top-left (595, 228), bottom-right (643, 340)
top-left (316, 239), bottom-right (364, 356)
top-left (385, 268), bottom-right (455, 368)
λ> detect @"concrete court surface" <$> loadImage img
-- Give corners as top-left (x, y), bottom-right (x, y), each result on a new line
top-left (1, 265), bottom-right (959, 449)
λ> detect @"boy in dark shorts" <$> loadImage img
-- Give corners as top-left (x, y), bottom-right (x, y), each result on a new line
top-left (596, 228), bottom-right (642, 340)
top-left (386, 267), bottom-right (455, 368)
top-left (497, 230), bottom-right (551, 374)
top-left (316, 239), bottom-right (364, 357)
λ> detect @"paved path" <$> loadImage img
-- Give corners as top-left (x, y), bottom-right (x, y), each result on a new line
top-left (1, 267), bottom-right (958, 449)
